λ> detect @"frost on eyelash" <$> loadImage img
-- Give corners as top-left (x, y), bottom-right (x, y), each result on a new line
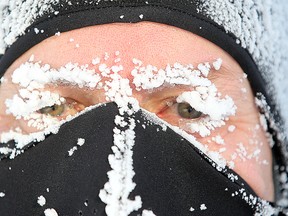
top-left (176, 90), bottom-right (236, 137)
top-left (132, 58), bottom-right (236, 137)
top-left (5, 90), bottom-right (63, 118)
top-left (2, 61), bottom-right (103, 133)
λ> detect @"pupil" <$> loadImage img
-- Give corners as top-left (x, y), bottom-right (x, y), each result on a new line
top-left (177, 103), bottom-right (202, 119)
top-left (187, 106), bottom-right (194, 113)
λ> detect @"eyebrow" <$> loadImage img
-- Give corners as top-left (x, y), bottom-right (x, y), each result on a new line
top-left (208, 64), bottom-right (241, 82)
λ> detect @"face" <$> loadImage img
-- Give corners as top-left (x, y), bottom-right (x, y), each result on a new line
top-left (0, 22), bottom-right (274, 201)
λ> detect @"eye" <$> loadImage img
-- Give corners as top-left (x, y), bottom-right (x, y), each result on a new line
top-left (177, 102), bottom-right (203, 119)
top-left (37, 98), bottom-right (86, 119)
top-left (38, 104), bottom-right (65, 117)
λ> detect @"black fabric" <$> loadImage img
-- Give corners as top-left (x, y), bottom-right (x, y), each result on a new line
top-left (0, 103), bottom-right (260, 216)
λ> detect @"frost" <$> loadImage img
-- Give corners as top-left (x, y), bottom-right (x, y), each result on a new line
top-left (227, 173), bottom-right (238, 182)
top-left (142, 210), bottom-right (156, 216)
top-left (0, 147), bottom-right (13, 154)
top-left (34, 28), bottom-right (39, 34)
top-left (212, 58), bottom-right (223, 71)
top-left (189, 207), bottom-right (195, 212)
top-left (200, 204), bottom-right (207, 210)
top-left (228, 125), bottom-right (236, 133)
top-left (68, 146), bottom-right (77, 157)
top-left (44, 208), bottom-right (58, 216)
top-left (197, 62), bottom-right (211, 77)
top-left (177, 91), bottom-right (235, 121)
top-left (37, 195), bottom-right (46, 206)
top-left (77, 138), bottom-right (85, 146)
top-left (212, 135), bottom-right (225, 145)
top-left (67, 138), bottom-right (85, 156)
top-left (92, 57), bottom-right (100, 65)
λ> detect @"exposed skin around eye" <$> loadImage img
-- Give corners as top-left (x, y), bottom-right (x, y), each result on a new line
top-left (0, 22), bottom-right (274, 201)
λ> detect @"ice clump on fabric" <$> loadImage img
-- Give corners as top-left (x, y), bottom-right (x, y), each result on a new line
top-left (0, 0), bottom-right (59, 54)
top-left (44, 208), bottom-right (58, 216)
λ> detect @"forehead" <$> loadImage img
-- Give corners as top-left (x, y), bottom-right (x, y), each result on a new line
top-left (3, 22), bottom-right (242, 79)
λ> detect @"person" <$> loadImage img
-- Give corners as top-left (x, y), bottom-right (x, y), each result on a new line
top-left (0, 0), bottom-right (287, 215)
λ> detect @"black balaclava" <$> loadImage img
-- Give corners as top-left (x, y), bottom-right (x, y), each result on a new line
top-left (0, 103), bottom-right (272, 215)
top-left (0, 0), bottom-right (287, 215)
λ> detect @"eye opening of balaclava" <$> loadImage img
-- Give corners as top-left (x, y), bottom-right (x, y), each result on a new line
top-left (0, 0), bottom-right (287, 215)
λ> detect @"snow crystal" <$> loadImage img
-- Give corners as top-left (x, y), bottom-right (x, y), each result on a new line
top-left (84, 200), bottom-right (88, 207)
top-left (0, 77), bottom-right (6, 83)
top-left (241, 88), bottom-right (247, 93)
top-left (0, 192), bottom-right (5, 197)
top-left (68, 146), bottom-right (77, 157)
top-left (92, 57), bottom-right (100, 65)
top-left (67, 138), bottom-right (85, 156)
top-left (227, 173), bottom-right (238, 182)
top-left (44, 208), bottom-right (58, 216)
top-left (120, 15), bottom-right (124, 19)
top-left (34, 28), bottom-right (39, 34)
top-left (197, 62), bottom-right (211, 77)
top-left (228, 125), bottom-right (236, 133)
top-left (139, 14), bottom-right (144, 19)
top-left (142, 210), bottom-right (156, 216)
top-left (212, 135), bottom-right (225, 145)
top-left (189, 207), bottom-right (195, 212)
top-left (37, 195), bottom-right (46, 206)
top-left (0, 147), bottom-right (13, 154)
top-left (200, 204), bottom-right (207, 210)
top-left (77, 138), bottom-right (85, 146)
top-left (29, 55), bottom-right (35, 62)
top-left (212, 58), bottom-right (223, 71)
top-left (104, 52), bottom-right (109, 61)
